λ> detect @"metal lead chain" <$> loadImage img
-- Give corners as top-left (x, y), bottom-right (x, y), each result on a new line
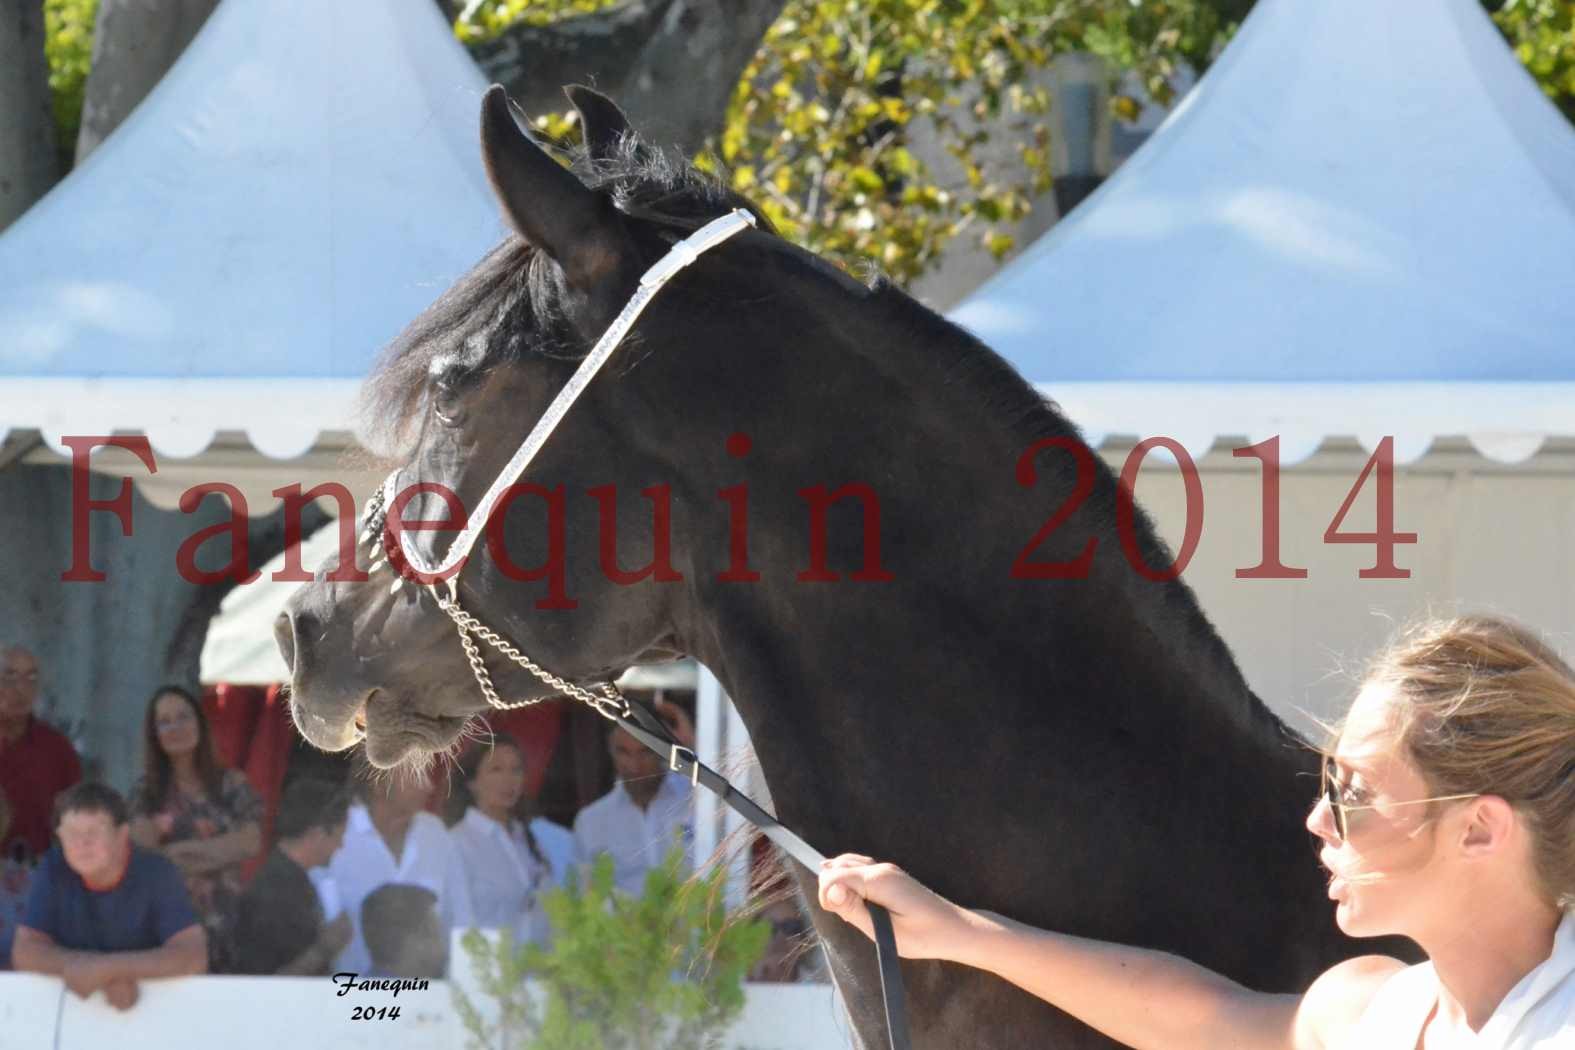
top-left (434, 590), bottom-right (630, 722)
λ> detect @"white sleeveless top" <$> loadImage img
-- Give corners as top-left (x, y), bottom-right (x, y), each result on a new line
top-left (1340, 911), bottom-right (1575, 1048)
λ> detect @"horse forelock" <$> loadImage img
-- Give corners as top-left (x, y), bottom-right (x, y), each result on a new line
top-left (570, 131), bottom-right (772, 232)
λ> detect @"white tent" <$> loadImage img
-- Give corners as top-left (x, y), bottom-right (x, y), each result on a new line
top-left (948, 0), bottom-right (1575, 727)
top-left (0, 0), bottom-right (507, 506)
top-left (951, 0), bottom-right (1575, 466)
top-left (201, 520), bottom-right (702, 691)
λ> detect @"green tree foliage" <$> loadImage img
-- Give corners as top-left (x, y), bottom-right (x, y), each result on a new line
top-left (458, 0), bottom-right (1575, 285)
top-left (698, 0), bottom-right (1261, 281)
top-left (451, 847), bottom-right (771, 1050)
top-left (1493, 0), bottom-right (1575, 121)
top-left (44, 0), bottom-right (100, 156)
top-left (454, 0), bottom-right (622, 40)
top-left (698, 0), bottom-right (1056, 280)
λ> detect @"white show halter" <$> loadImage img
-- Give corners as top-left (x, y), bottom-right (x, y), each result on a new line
top-left (364, 206), bottom-right (758, 591)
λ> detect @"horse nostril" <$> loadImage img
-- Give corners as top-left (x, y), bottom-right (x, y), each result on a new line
top-left (274, 612), bottom-right (296, 674)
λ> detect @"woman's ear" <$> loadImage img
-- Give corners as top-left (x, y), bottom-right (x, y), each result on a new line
top-left (1458, 794), bottom-right (1517, 857)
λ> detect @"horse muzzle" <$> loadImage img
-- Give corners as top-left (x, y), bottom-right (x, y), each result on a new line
top-left (275, 584), bottom-right (368, 752)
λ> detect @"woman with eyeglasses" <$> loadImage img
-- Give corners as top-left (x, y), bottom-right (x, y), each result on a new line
top-left (818, 614), bottom-right (1575, 1047)
top-left (128, 684), bottom-right (262, 973)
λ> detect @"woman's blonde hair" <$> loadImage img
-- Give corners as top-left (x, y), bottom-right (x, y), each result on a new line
top-left (1350, 614), bottom-right (1575, 910)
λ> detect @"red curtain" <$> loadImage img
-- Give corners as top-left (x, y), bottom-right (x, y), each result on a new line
top-left (200, 684), bottom-right (294, 882)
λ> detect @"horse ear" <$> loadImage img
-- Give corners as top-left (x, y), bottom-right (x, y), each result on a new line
top-left (479, 84), bottom-right (628, 290)
top-left (564, 84), bottom-right (632, 163)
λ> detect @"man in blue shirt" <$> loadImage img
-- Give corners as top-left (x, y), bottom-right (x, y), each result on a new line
top-left (10, 781), bottom-right (205, 1009)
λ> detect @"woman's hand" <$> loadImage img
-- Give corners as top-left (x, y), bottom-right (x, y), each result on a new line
top-left (816, 854), bottom-right (978, 962)
top-left (164, 840), bottom-right (210, 875)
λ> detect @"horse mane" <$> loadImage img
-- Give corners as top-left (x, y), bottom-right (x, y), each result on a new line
top-left (852, 274), bottom-right (1289, 742)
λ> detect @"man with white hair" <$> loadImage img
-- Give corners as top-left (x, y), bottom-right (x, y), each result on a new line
top-left (0, 645), bottom-right (81, 863)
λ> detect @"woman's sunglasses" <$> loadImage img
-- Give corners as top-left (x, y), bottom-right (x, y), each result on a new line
top-left (1319, 755), bottom-right (1479, 841)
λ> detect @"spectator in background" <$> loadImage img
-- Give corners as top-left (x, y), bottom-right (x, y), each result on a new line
top-left (129, 684), bottom-right (263, 973)
top-left (746, 851), bottom-right (828, 984)
top-left (0, 785), bottom-right (22, 971)
top-left (230, 779), bottom-right (353, 976)
top-left (361, 883), bottom-right (448, 979)
top-left (0, 645), bottom-right (83, 864)
top-left (325, 771), bottom-right (473, 976)
top-left (572, 724), bottom-right (694, 897)
top-left (11, 782), bottom-right (205, 1010)
top-left (445, 738), bottom-right (558, 947)
top-left (533, 810), bottom-right (575, 891)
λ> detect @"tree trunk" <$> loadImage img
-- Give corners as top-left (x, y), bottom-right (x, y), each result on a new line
top-left (75, 0), bottom-right (219, 162)
top-left (0, 0), bottom-right (58, 232)
top-left (471, 0), bottom-right (789, 155)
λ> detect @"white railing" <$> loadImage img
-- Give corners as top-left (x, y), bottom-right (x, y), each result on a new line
top-left (0, 971), bottom-right (854, 1049)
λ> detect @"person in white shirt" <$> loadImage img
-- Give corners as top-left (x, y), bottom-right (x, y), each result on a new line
top-left (318, 771), bottom-right (473, 977)
top-left (529, 814), bottom-right (575, 890)
top-left (445, 737), bottom-right (557, 947)
top-left (572, 724), bottom-right (694, 897)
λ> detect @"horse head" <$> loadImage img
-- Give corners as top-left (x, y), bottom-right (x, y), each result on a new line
top-left (276, 85), bottom-right (783, 770)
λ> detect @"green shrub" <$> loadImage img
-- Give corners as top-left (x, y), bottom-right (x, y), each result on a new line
top-left (451, 845), bottom-right (772, 1050)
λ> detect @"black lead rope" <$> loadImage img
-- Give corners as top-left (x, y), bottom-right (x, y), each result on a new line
top-left (612, 696), bottom-right (913, 1050)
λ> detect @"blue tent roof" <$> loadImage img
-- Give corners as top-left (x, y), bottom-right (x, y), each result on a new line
top-left (951, 0), bottom-right (1575, 388)
top-left (0, 0), bottom-right (505, 457)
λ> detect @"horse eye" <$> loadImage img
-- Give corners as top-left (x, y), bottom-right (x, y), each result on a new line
top-left (431, 378), bottom-right (468, 426)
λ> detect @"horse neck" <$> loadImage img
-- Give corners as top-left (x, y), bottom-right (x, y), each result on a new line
top-left (659, 280), bottom-right (1314, 856)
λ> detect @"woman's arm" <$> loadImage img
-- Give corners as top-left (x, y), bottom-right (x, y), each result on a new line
top-left (166, 822), bottom-right (262, 874)
top-left (818, 856), bottom-right (1388, 1050)
top-left (959, 909), bottom-right (1338, 1050)
top-left (128, 815), bottom-right (161, 849)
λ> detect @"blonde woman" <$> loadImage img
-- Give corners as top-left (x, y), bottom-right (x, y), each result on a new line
top-left (819, 614), bottom-right (1574, 1048)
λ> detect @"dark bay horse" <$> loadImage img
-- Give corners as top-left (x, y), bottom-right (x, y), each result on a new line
top-left (276, 85), bottom-right (1409, 1048)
